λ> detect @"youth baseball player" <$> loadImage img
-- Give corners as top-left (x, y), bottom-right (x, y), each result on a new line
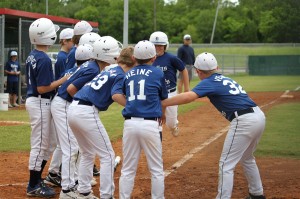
top-left (25, 18), bottom-right (69, 198)
top-left (162, 52), bottom-right (266, 199)
top-left (150, 31), bottom-right (189, 137)
top-left (119, 40), bottom-right (168, 199)
top-left (67, 36), bottom-right (126, 199)
top-left (51, 44), bottom-right (97, 199)
top-left (65, 20), bottom-right (92, 71)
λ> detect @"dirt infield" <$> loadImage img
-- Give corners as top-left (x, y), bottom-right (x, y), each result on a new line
top-left (0, 91), bottom-right (299, 199)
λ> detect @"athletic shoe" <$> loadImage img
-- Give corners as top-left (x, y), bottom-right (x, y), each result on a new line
top-left (245, 193), bottom-right (266, 199)
top-left (8, 104), bottom-right (13, 108)
top-left (91, 177), bottom-right (97, 186)
top-left (77, 192), bottom-right (99, 199)
top-left (27, 181), bottom-right (56, 198)
top-left (59, 190), bottom-right (78, 199)
top-left (171, 125), bottom-right (179, 137)
top-left (44, 173), bottom-right (61, 187)
top-left (93, 164), bottom-right (100, 176)
top-left (13, 103), bottom-right (19, 107)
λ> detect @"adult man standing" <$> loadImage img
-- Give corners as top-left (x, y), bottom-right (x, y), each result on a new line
top-left (177, 34), bottom-right (195, 93)
top-left (150, 31), bottom-right (189, 137)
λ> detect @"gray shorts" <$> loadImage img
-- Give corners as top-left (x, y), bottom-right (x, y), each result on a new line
top-left (178, 65), bottom-right (193, 81)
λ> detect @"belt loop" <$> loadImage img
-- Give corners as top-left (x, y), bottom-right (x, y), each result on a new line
top-left (234, 111), bottom-right (238, 119)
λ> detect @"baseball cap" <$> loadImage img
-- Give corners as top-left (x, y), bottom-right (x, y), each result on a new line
top-left (75, 44), bottom-right (93, 61)
top-left (183, 34), bottom-right (191, 40)
top-left (59, 28), bottom-right (74, 40)
top-left (134, 40), bottom-right (156, 60)
top-left (194, 52), bottom-right (218, 70)
top-left (10, 51), bottom-right (18, 56)
top-left (73, 20), bottom-right (93, 36)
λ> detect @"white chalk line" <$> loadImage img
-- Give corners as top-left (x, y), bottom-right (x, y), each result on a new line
top-left (295, 86), bottom-right (300, 91)
top-left (0, 90), bottom-right (294, 187)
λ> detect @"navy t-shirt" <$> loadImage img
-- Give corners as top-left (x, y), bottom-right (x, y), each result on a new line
top-left (5, 60), bottom-right (20, 82)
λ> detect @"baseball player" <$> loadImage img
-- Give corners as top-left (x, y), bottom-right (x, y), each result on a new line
top-left (25, 18), bottom-right (69, 198)
top-left (65, 20), bottom-right (92, 71)
top-left (150, 31), bottom-right (189, 137)
top-left (54, 28), bottom-right (74, 80)
top-left (67, 36), bottom-right (127, 199)
top-left (162, 52), bottom-right (266, 199)
top-left (51, 43), bottom-right (97, 199)
top-left (44, 28), bottom-right (74, 187)
top-left (119, 40), bottom-right (168, 199)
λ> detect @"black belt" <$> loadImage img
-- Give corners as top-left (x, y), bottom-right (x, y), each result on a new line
top-left (27, 94), bottom-right (52, 99)
top-left (229, 107), bottom-right (254, 122)
top-left (124, 116), bottom-right (159, 121)
top-left (77, 99), bottom-right (93, 106)
top-left (168, 87), bottom-right (176, 93)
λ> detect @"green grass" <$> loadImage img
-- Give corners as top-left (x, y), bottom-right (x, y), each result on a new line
top-left (169, 46), bottom-right (300, 56)
top-left (255, 103), bottom-right (300, 159)
top-left (0, 125), bottom-right (31, 151)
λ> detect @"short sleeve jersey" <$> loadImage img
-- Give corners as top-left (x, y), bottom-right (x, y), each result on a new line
top-left (25, 49), bottom-right (55, 98)
top-left (5, 60), bottom-right (20, 82)
top-left (122, 64), bottom-right (168, 118)
top-left (192, 73), bottom-right (257, 120)
top-left (177, 45), bottom-right (195, 65)
top-left (74, 66), bottom-right (125, 111)
top-left (152, 52), bottom-right (185, 90)
top-left (57, 60), bottom-right (100, 102)
top-left (65, 46), bottom-right (76, 71)
top-left (54, 50), bottom-right (68, 80)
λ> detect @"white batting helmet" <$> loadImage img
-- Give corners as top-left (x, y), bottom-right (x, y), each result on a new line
top-left (75, 44), bottom-right (93, 61)
top-left (73, 20), bottom-right (93, 36)
top-left (134, 40), bottom-right (156, 60)
top-left (79, 32), bottom-right (101, 46)
top-left (194, 52), bottom-right (218, 70)
top-left (92, 36), bottom-right (122, 64)
top-left (29, 18), bottom-right (60, 45)
top-left (149, 31), bottom-right (169, 50)
top-left (59, 28), bottom-right (74, 40)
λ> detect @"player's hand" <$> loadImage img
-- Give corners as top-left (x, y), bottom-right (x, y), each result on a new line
top-left (160, 114), bottom-right (166, 125)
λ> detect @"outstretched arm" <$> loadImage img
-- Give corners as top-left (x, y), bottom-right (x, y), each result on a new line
top-left (112, 93), bottom-right (126, 107)
top-left (162, 91), bottom-right (199, 107)
top-left (180, 68), bottom-right (190, 92)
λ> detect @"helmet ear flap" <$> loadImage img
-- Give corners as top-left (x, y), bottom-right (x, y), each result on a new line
top-left (29, 18), bottom-right (60, 45)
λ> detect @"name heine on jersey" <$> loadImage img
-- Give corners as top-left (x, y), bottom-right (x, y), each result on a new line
top-left (125, 68), bottom-right (153, 79)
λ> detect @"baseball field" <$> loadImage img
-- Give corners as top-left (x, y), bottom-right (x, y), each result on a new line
top-left (0, 74), bottom-right (299, 199)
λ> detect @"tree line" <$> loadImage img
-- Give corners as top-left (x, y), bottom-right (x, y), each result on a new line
top-left (1, 0), bottom-right (299, 44)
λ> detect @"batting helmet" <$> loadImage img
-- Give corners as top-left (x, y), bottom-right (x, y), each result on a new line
top-left (75, 44), bottom-right (93, 61)
top-left (149, 31), bottom-right (169, 50)
top-left (92, 36), bottom-right (122, 64)
top-left (29, 18), bottom-right (60, 45)
top-left (73, 20), bottom-right (93, 36)
top-left (79, 32), bottom-right (101, 46)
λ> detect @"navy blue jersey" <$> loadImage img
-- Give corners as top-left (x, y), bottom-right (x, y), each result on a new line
top-left (26, 49), bottom-right (55, 98)
top-left (54, 50), bottom-right (68, 80)
top-left (74, 66), bottom-right (125, 111)
top-left (65, 46), bottom-right (76, 71)
top-left (192, 73), bottom-right (257, 120)
top-left (5, 60), bottom-right (20, 82)
top-left (177, 45), bottom-right (195, 65)
top-left (122, 64), bottom-right (168, 118)
top-left (152, 52), bottom-right (185, 90)
top-left (57, 60), bottom-right (100, 102)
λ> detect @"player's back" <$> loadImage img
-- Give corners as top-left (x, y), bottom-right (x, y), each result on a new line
top-left (74, 66), bottom-right (125, 111)
top-left (122, 64), bottom-right (168, 118)
top-left (57, 60), bottom-right (99, 102)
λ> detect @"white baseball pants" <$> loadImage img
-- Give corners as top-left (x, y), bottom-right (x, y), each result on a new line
top-left (68, 101), bottom-right (115, 198)
top-left (26, 97), bottom-right (52, 171)
top-left (216, 106), bottom-right (265, 199)
top-left (119, 118), bottom-right (164, 199)
top-left (51, 96), bottom-right (79, 190)
top-left (165, 91), bottom-right (178, 129)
